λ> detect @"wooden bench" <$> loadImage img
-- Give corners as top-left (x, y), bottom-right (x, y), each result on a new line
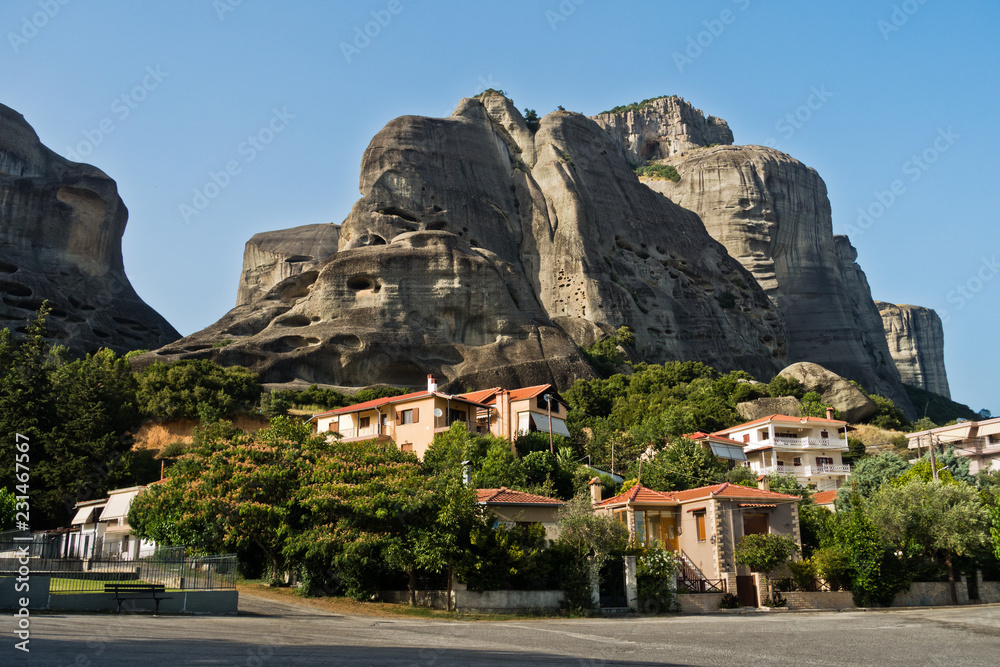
top-left (105, 583), bottom-right (172, 614)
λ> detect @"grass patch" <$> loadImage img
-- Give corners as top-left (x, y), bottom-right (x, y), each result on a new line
top-left (49, 578), bottom-right (185, 594)
top-left (634, 164), bottom-right (680, 182)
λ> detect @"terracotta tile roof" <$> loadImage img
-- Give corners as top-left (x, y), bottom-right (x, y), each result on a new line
top-left (712, 414), bottom-right (847, 435)
top-left (812, 490), bottom-right (838, 505)
top-left (477, 488), bottom-right (564, 506)
top-left (506, 384), bottom-right (555, 402)
top-left (310, 391), bottom-right (490, 420)
top-left (457, 387), bottom-right (502, 404)
top-left (685, 431), bottom-right (746, 446)
top-left (673, 482), bottom-right (800, 502)
top-left (596, 485), bottom-right (679, 507)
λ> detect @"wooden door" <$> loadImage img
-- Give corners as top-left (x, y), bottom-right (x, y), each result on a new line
top-left (736, 575), bottom-right (758, 607)
top-left (661, 515), bottom-right (679, 553)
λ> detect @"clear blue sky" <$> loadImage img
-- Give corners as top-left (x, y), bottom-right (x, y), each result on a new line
top-left (2, 0), bottom-right (996, 413)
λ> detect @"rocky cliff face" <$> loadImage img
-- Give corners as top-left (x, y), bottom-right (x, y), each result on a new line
top-left (141, 94), bottom-right (786, 389)
top-left (0, 103), bottom-right (178, 355)
top-left (877, 302), bottom-right (950, 398)
top-left (237, 223), bottom-right (340, 306)
top-left (643, 144), bottom-right (915, 418)
top-left (591, 96), bottom-right (733, 163)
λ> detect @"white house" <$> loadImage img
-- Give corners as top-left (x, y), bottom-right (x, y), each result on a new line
top-left (712, 413), bottom-right (851, 492)
top-left (67, 485), bottom-right (157, 559)
top-left (906, 416), bottom-right (1000, 475)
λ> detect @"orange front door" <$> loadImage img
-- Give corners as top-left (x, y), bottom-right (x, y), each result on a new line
top-left (661, 515), bottom-right (679, 552)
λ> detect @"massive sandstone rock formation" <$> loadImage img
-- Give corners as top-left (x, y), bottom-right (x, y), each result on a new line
top-left (237, 223), bottom-right (340, 306)
top-left (643, 142), bottom-right (916, 418)
top-left (591, 96), bottom-right (733, 163)
top-left (0, 103), bottom-right (178, 355)
top-left (876, 302), bottom-right (951, 398)
top-left (778, 362), bottom-right (878, 424)
top-left (140, 94), bottom-right (786, 390)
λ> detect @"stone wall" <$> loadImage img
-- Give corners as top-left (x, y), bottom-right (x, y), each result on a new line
top-left (379, 589), bottom-right (564, 612)
top-left (0, 577), bottom-right (237, 614)
top-left (677, 593), bottom-right (724, 613)
top-left (783, 591), bottom-right (855, 611)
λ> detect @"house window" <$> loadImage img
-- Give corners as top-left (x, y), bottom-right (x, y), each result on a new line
top-left (634, 510), bottom-right (645, 544)
top-left (743, 434), bottom-right (750, 444)
top-left (613, 509), bottom-right (627, 524)
top-left (399, 409), bottom-right (414, 425)
top-left (816, 456), bottom-right (834, 466)
top-left (359, 416), bottom-right (370, 429)
top-left (537, 394), bottom-right (549, 410)
top-left (449, 409), bottom-right (466, 424)
top-left (820, 430), bottom-right (829, 438)
top-left (793, 457), bottom-right (802, 467)
top-left (400, 443), bottom-right (413, 452)
top-left (743, 513), bottom-right (768, 536)
top-left (695, 512), bottom-right (707, 542)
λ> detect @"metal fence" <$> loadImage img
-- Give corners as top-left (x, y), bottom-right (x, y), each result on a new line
top-left (773, 577), bottom-right (847, 593)
top-left (0, 542), bottom-right (237, 592)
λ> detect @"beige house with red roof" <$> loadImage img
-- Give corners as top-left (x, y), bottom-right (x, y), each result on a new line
top-left (309, 375), bottom-right (494, 459)
top-left (477, 488), bottom-right (565, 540)
top-left (906, 416), bottom-right (1000, 475)
top-left (713, 414), bottom-right (851, 492)
top-left (458, 384), bottom-right (571, 443)
top-left (592, 481), bottom-right (801, 602)
top-left (685, 431), bottom-right (748, 468)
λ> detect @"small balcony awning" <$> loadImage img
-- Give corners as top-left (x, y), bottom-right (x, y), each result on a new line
top-left (529, 413), bottom-right (571, 438)
top-left (71, 506), bottom-right (104, 525)
top-left (708, 441), bottom-right (747, 462)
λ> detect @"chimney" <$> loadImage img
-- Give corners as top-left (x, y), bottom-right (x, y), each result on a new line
top-left (427, 374), bottom-right (437, 393)
top-left (589, 477), bottom-right (603, 506)
top-left (757, 474), bottom-right (770, 492)
top-left (825, 407), bottom-right (835, 420)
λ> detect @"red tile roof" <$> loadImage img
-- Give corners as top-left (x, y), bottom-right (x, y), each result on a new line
top-left (685, 431), bottom-right (746, 446)
top-left (477, 488), bottom-right (564, 506)
top-left (597, 485), bottom-right (679, 506)
top-left (813, 490), bottom-right (838, 505)
top-left (310, 390), bottom-right (490, 420)
top-left (506, 384), bottom-right (554, 401)
top-left (673, 483), bottom-right (800, 502)
top-left (458, 387), bottom-right (502, 404)
top-left (712, 414), bottom-right (847, 435)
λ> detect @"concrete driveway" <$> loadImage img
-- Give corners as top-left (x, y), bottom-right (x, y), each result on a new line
top-left (6, 594), bottom-right (999, 666)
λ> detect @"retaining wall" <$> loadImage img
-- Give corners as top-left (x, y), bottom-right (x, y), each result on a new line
top-left (0, 577), bottom-right (237, 614)
top-left (678, 593), bottom-right (724, 613)
top-left (783, 591), bottom-right (855, 610)
top-left (379, 589), bottom-right (564, 612)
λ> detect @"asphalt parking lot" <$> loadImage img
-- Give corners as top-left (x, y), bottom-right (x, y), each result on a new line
top-left (6, 595), bottom-right (1000, 666)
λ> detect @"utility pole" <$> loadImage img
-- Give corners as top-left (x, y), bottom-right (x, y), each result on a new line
top-left (544, 393), bottom-right (554, 454)
top-left (928, 434), bottom-right (938, 481)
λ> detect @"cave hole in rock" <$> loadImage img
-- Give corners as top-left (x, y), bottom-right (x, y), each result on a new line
top-left (346, 275), bottom-right (377, 291)
top-left (0, 261), bottom-right (18, 273)
top-left (424, 220), bottom-right (448, 231)
top-left (0, 281), bottom-right (32, 298)
top-left (358, 234), bottom-right (387, 246)
top-left (92, 329), bottom-right (111, 339)
top-left (276, 314), bottom-right (312, 327)
top-left (381, 207), bottom-right (420, 223)
top-left (285, 255), bottom-right (313, 263)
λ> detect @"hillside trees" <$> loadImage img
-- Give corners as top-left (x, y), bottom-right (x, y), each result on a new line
top-left (135, 359), bottom-right (261, 422)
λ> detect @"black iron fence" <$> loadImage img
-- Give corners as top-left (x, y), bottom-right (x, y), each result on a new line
top-left (677, 577), bottom-right (727, 594)
top-left (0, 542), bottom-right (236, 592)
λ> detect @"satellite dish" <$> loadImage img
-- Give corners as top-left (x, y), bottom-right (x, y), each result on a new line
top-left (433, 408), bottom-right (443, 417)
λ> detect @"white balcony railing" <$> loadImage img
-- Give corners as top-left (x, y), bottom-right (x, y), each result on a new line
top-left (328, 425), bottom-right (387, 441)
top-left (752, 463), bottom-right (851, 477)
top-left (769, 436), bottom-right (848, 448)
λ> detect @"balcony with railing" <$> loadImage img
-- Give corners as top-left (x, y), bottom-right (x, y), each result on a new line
top-left (327, 424), bottom-right (391, 442)
top-left (765, 435), bottom-right (848, 449)
top-left (752, 463), bottom-right (851, 477)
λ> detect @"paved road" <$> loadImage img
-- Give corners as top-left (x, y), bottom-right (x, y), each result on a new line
top-left (7, 595), bottom-right (1000, 666)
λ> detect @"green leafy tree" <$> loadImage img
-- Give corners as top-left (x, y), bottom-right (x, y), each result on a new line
top-left (835, 452), bottom-right (909, 510)
top-left (552, 494), bottom-right (629, 611)
top-left (867, 394), bottom-right (908, 431)
top-left (800, 392), bottom-right (838, 419)
top-left (635, 438), bottom-right (727, 491)
top-left (734, 533), bottom-right (799, 604)
top-left (0, 488), bottom-right (16, 530)
top-left (866, 478), bottom-right (991, 604)
top-left (766, 375), bottom-right (804, 399)
top-left (523, 108), bottom-right (540, 133)
top-left (136, 359), bottom-right (261, 422)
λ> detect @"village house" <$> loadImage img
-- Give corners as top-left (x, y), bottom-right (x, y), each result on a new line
top-left (66, 485), bottom-right (156, 560)
top-left (476, 488), bottom-right (565, 541)
top-left (591, 479), bottom-right (801, 605)
top-left (310, 376), bottom-right (571, 459)
top-left (309, 375), bottom-right (494, 459)
top-left (906, 416), bottom-right (1000, 475)
top-left (712, 412), bottom-right (852, 492)
top-left (685, 431), bottom-right (749, 468)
